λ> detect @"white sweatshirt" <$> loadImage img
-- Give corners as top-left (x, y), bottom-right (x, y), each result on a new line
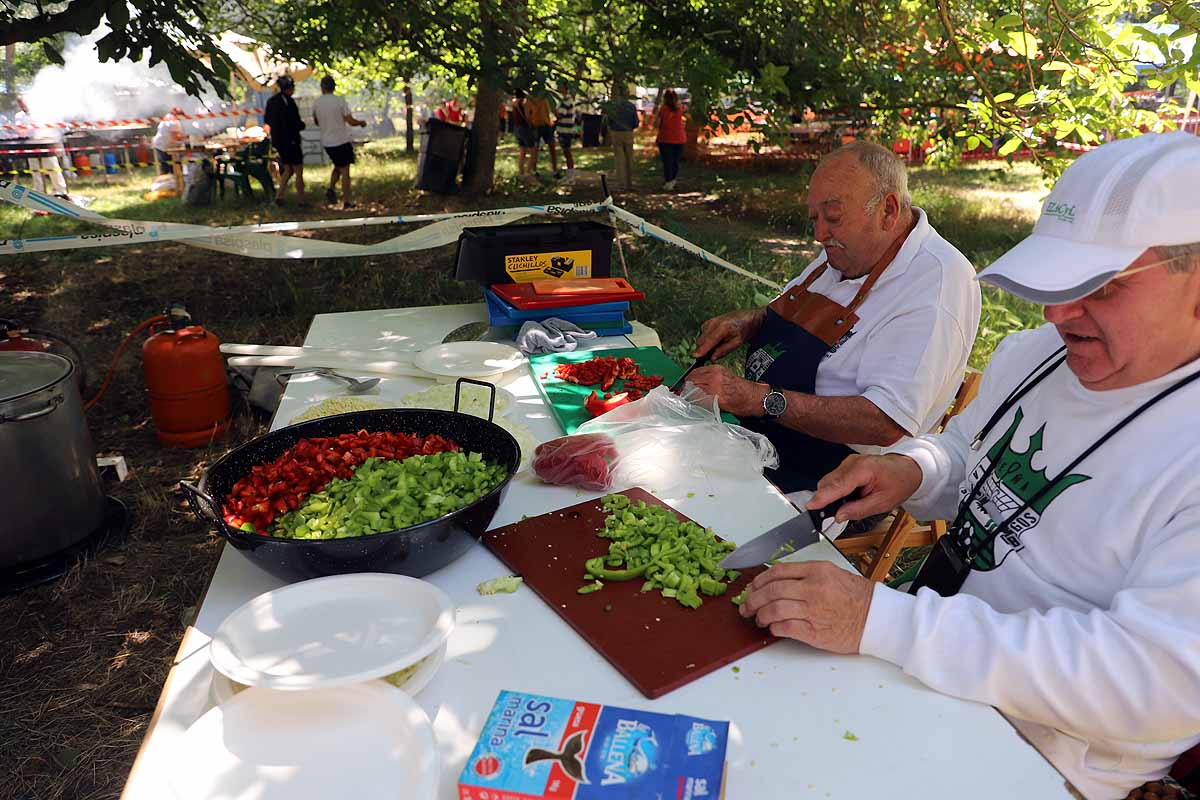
top-left (862, 324), bottom-right (1200, 800)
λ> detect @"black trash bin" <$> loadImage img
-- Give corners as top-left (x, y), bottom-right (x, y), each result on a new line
top-left (581, 113), bottom-right (603, 147)
top-left (416, 118), bottom-right (469, 193)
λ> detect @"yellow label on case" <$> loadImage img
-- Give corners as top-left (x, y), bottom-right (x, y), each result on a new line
top-left (504, 249), bottom-right (593, 282)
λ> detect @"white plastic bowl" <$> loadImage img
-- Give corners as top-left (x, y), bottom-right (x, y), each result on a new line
top-left (171, 682), bottom-right (438, 800)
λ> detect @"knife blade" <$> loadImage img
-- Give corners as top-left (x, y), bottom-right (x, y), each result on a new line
top-left (670, 352), bottom-right (712, 393)
top-left (718, 491), bottom-right (860, 569)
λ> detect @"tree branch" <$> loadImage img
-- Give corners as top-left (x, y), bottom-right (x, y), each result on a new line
top-left (0, 0), bottom-right (119, 46)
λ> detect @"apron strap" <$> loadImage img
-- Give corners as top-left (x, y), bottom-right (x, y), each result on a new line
top-left (796, 258), bottom-right (829, 291)
top-left (845, 255), bottom-right (891, 316)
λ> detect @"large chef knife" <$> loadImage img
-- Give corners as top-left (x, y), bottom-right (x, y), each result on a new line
top-left (718, 491), bottom-right (860, 569)
top-left (670, 352), bottom-right (712, 393)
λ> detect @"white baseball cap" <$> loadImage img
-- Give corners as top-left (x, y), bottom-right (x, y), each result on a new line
top-left (977, 131), bottom-right (1200, 305)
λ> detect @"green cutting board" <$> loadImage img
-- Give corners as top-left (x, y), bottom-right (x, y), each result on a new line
top-left (529, 347), bottom-right (684, 434)
top-left (529, 347), bottom-right (735, 434)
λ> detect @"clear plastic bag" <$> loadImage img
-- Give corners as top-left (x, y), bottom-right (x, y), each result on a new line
top-left (532, 385), bottom-right (778, 492)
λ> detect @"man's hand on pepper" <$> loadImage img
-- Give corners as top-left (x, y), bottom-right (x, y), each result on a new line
top-left (686, 365), bottom-right (767, 417)
top-left (739, 561), bottom-right (874, 655)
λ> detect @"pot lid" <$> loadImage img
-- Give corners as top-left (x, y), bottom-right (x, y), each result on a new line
top-left (0, 351), bottom-right (72, 404)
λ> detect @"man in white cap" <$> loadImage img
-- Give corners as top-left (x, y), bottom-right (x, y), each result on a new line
top-left (737, 131), bottom-right (1200, 800)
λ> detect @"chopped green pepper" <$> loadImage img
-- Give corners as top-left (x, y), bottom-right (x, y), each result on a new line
top-left (573, 495), bottom-right (741, 609)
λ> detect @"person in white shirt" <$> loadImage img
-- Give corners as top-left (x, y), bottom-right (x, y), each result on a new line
top-left (688, 140), bottom-right (981, 496)
top-left (16, 99), bottom-right (69, 197)
top-left (742, 132), bottom-right (1200, 800)
top-left (151, 107), bottom-right (184, 176)
top-left (312, 75), bottom-right (367, 209)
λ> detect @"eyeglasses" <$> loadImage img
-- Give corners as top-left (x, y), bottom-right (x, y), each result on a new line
top-left (1085, 256), bottom-right (1191, 300)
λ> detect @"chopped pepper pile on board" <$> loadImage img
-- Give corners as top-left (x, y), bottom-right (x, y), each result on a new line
top-left (577, 494), bottom-right (741, 609)
top-left (553, 356), bottom-right (664, 415)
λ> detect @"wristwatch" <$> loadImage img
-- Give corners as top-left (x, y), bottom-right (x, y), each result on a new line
top-left (762, 385), bottom-right (787, 418)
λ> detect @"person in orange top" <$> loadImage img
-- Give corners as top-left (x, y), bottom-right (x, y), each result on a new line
top-left (655, 88), bottom-right (687, 190)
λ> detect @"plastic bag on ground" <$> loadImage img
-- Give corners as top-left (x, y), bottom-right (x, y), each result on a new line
top-left (532, 385), bottom-right (778, 492)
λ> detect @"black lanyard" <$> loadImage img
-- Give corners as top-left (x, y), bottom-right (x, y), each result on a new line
top-left (910, 350), bottom-right (1200, 596)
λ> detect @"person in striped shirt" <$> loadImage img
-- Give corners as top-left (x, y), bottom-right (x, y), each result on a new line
top-left (554, 83), bottom-right (578, 181)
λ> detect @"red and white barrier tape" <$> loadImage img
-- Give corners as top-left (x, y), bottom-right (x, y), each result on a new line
top-left (0, 107), bottom-right (264, 132)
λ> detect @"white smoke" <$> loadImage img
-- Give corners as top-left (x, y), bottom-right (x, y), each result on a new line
top-left (20, 32), bottom-right (226, 127)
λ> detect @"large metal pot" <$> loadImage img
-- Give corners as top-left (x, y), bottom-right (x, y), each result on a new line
top-left (0, 351), bottom-right (105, 569)
top-left (181, 404), bottom-right (520, 583)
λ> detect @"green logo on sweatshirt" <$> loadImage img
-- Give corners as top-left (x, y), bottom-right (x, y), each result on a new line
top-left (954, 408), bottom-right (1091, 571)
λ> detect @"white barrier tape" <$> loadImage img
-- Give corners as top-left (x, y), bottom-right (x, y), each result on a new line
top-left (0, 181), bottom-right (780, 289)
top-left (607, 205), bottom-right (783, 291)
top-left (0, 182), bottom-right (610, 257)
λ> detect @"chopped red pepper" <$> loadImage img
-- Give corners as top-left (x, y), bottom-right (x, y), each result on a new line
top-left (584, 390), bottom-right (633, 417)
top-left (221, 430), bottom-right (460, 533)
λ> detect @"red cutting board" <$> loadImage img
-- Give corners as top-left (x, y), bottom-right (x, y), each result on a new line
top-left (492, 279), bottom-right (644, 309)
top-left (532, 278), bottom-right (639, 296)
top-left (484, 487), bottom-right (776, 699)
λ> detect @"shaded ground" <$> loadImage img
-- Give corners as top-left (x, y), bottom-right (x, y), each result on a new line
top-left (0, 137), bottom-right (1043, 799)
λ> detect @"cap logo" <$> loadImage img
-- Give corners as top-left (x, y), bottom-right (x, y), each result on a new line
top-left (1044, 201), bottom-right (1076, 223)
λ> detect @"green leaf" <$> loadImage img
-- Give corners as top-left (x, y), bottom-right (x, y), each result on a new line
top-left (997, 137), bottom-right (1022, 157)
top-left (41, 41), bottom-right (64, 66)
top-left (107, 1), bottom-right (130, 30)
top-left (966, 134), bottom-right (981, 151)
top-left (1042, 61), bottom-right (1073, 72)
top-left (1007, 31), bottom-right (1039, 57)
top-left (993, 92), bottom-right (1015, 103)
top-left (995, 13), bottom-right (1022, 29)
top-left (1015, 91), bottom-right (1038, 106)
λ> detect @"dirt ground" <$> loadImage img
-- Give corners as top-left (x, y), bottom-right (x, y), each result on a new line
top-left (0, 221), bottom-right (481, 799)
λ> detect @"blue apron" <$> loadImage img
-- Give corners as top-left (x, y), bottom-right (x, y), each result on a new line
top-left (740, 258), bottom-right (888, 493)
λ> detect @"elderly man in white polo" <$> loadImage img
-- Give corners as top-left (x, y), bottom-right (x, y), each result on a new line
top-left (738, 131), bottom-right (1200, 800)
top-left (688, 141), bottom-right (982, 496)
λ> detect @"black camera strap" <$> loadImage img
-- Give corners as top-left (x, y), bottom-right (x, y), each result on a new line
top-left (910, 353), bottom-right (1200, 596)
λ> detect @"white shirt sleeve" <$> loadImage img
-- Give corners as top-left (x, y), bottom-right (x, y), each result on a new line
top-left (856, 301), bottom-right (972, 436)
top-left (860, 503), bottom-right (1200, 744)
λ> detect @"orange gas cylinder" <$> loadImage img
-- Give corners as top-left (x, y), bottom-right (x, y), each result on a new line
top-left (73, 153), bottom-right (92, 177)
top-left (142, 324), bottom-right (230, 447)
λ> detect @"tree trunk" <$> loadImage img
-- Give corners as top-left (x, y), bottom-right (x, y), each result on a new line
top-left (404, 82), bottom-right (415, 154)
top-left (464, 0), bottom-right (513, 194)
top-left (463, 79), bottom-right (502, 194)
top-left (4, 44), bottom-right (14, 111)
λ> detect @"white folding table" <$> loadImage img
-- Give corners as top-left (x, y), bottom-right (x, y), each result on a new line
top-left (121, 303), bottom-right (1074, 799)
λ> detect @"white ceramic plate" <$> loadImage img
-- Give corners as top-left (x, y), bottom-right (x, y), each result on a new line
top-left (413, 341), bottom-right (525, 379)
top-left (209, 573), bottom-right (454, 691)
top-left (170, 683), bottom-right (438, 800)
top-left (210, 641), bottom-right (449, 707)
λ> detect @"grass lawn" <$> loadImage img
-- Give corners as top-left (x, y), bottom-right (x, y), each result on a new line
top-left (0, 137), bottom-right (1046, 800)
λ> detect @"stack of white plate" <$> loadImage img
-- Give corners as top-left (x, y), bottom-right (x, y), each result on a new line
top-left (171, 574), bottom-right (453, 800)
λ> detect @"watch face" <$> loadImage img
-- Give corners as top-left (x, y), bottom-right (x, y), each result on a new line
top-left (764, 390), bottom-right (787, 417)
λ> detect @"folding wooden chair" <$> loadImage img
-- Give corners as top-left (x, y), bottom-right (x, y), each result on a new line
top-left (838, 369), bottom-right (982, 582)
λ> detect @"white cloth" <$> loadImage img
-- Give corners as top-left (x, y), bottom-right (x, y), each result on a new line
top-left (864, 324), bottom-right (1200, 800)
top-left (312, 94), bottom-right (353, 148)
top-left (515, 317), bottom-right (598, 354)
top-left (779, 207), bottom-right (981, 448)
top-left (152, 118), bottom-right (182, 151)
